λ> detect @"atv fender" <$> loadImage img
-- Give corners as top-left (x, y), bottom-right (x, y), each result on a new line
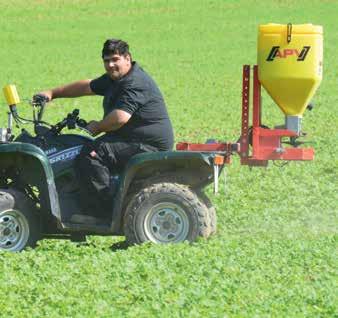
top-left (0, 142), bottom-right (60, 219)
top-left (110, 151), bottom-right (215, 233)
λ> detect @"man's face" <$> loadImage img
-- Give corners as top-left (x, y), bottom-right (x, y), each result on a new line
top-left (103, 53), bottom-right (131, 80)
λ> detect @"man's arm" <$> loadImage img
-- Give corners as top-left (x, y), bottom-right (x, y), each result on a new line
top-left (38, 79), bottom-right (95, 101)
top-left (86, 109), bottom-right (131, 136)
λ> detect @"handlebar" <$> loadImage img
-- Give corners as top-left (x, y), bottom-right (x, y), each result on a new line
top-left (4, 91), bottom-right (93, 137)
top-left (51, 109), bottom-right (91, 135)
top-left (14, 94), bottom-right (92, 136)
top-left (32, 94), bottom-right (50, 107)
top-left (32, 94), bottom-right (50, 121)
top-left (31, 94), bottom-right (50, 122)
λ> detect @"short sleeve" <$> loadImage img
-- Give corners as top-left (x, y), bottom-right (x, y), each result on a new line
top-left (114, 86), bottom-right (145, 115)
top-left (89, 74), bottom-right (110, 96)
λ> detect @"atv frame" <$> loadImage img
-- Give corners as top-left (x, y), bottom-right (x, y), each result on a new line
top-left (0, 96), bottom-right (219, 251)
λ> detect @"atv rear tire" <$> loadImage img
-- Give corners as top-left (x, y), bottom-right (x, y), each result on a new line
top-left (196, 191), bottom-right (217, 235)
top-left (124, 183), bottom-right (210, 245)
top-left (0, 189), bottom-right (40, 252)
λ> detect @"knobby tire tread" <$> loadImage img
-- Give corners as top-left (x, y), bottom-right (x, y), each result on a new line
top-left (0, 188), bottom-right (40, 251)
top-left (124, 182), bottom-right (210, 245)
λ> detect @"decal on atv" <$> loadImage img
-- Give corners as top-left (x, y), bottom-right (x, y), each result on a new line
top-left (48, 146), bottom-right (83, 164)
top-left (45, 147), bottom-right (58, 155)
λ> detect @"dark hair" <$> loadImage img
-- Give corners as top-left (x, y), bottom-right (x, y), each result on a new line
top-left (101, 39), bottom-right (131, 59)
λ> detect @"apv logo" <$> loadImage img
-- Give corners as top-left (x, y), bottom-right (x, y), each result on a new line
top-left (266, 46), bottom-right (311, 61)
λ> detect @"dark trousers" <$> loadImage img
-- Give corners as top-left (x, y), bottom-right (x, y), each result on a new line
top-left (75, 134), bottom-right (157, 217)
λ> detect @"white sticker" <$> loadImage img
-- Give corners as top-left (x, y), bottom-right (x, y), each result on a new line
top-left (49, 146), bottom-right (82, 164)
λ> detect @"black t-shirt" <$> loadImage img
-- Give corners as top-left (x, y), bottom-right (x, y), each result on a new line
top-left (90, 62), bottom-right (174, 151)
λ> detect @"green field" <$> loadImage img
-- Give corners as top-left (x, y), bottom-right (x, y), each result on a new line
top-left (0, 0), bottom-right (337, 317)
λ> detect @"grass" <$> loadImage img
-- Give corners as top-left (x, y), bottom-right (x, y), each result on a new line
top-left (0, 0), bottom-right (337, 317)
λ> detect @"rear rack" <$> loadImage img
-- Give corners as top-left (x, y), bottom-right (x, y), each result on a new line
top-left (176, 65), bottom-right (315, 193)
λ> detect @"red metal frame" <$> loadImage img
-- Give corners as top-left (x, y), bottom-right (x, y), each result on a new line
top-left (239, 65), bottom-right (268, 166)
top-left (247, 65), bottom-right (314, 164)
top-left (176, 142), bottom-right (233, 164)
top-left (239, 65), bottom-right (250, 163)
top-left (176, 65), bottom-right (314, 166)
top-left (253, 65), bottom-right (262, 128)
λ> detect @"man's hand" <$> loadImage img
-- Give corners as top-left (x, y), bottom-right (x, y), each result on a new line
top-left (86, 120), bottom-right (101, 136)
top-left (33, 90), bottom-right (53, 102)
top-left (32, 93), bottom-right (51, 109)
top-left (86, 110), bottom-right (131, 137)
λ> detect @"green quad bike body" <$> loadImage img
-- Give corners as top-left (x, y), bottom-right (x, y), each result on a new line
top-left (0, 102), bottom-right (218, 251)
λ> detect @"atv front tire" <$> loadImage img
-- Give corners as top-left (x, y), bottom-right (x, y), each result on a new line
top-left (0, 189), bottom-right (40, 252)
top-left (124, 183), bottom-right (210, 245)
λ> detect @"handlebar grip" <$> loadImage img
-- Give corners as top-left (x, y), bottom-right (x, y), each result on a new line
top-left (32, 94), bottom-right (50, 106)
top-left (73, 109), bottom-right (80, 117)
top-left (77, 119), bottom-right (88, 128)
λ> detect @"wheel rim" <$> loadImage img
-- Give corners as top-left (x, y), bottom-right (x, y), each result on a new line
top-left (144, 202), bottom-right (189, 243)
top-left (0, 209), bottom-right (30, 251)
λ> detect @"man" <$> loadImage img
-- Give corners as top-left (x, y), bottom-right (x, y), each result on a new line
top-left (35, 39), bottom-right (174, 220)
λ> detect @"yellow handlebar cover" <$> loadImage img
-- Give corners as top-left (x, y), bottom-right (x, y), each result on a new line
top-left (3, 85), bottom-right (20, 106)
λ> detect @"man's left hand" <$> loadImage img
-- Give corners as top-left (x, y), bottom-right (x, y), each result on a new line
top-left (86, 120), bottom-right (101, 136)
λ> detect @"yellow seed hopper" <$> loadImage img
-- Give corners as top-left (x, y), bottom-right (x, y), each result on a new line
top-left (258, 23), bottom-right (323, 133)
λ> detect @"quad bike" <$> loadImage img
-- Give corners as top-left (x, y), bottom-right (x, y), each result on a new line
top-left (0, 89), bottom-right (218, 251)
top-left (1, 24), bottom-right (323, 251)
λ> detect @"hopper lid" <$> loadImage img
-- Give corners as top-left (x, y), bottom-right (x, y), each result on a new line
top-left (259, 23), bottom-right (323, 35)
